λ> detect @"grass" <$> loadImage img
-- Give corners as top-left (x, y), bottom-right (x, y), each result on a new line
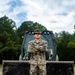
top-left (0, 65), bottom-right (2, 75)
top-left (74, 65), bottom-right (75, 75)
top-left (0, 64), bottom-right (75, 75)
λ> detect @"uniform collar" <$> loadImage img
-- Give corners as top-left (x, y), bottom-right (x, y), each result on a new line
top-left (34, 39), bottom-right (42, 43)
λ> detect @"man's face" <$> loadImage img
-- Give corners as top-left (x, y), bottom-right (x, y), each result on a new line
top-left (34, 33), bottom-right (41, 39)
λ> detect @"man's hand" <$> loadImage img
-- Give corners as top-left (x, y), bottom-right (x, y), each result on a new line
top-left (30, 45), bottom-right (38, 53)
top-left (35, 45), bottom-right (45, 52)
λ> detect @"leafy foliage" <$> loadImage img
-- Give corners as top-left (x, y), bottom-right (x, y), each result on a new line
top-left (55, 31), bottom-right (75, 61)
top-left (0, 15), bottom-right (75, 63)
top-left (0, 16), bottom-right (20, 63)
top-left (17, 21), bottom-right (47, 43)
top-left (0, 16), bottom-right (47, 63)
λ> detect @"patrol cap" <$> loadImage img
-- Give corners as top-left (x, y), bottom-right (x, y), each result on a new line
top-left (34, 29), bottom-right (41, 34)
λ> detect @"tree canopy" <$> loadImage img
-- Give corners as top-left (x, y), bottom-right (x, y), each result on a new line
top-left (17, 21), bottom-right (47, 43)
top-left (55, 31), bottom-right (75, 61)
top-left (0, 16), bottom-right (20, 63)
top-left (0, 15), bottom-right (75, 63)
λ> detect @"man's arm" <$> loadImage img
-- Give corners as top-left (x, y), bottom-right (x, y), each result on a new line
top-left (35, 41), bottom-right (48, 52)
top-left (28, 42), bottom-right (37, 53)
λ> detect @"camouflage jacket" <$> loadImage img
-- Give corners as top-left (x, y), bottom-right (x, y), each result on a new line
top-left (28, 39), bottom-right (47, 65)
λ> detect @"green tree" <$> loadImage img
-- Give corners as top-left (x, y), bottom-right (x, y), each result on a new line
top-left (55, 31), bottom-right (73, 61)
top-left (67, 37), bottom-right (75, 61)
top-left (17, 21), bottom-right (47, 43)
top-left (0, 16), bottom-right (20, 63)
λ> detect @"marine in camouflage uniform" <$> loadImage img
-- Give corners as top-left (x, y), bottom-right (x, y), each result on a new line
top-left (28, 29), bottom-right (47, 75)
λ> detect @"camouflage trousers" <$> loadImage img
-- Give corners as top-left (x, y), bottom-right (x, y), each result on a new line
top-left (30, 64), bottom-right (46, 75)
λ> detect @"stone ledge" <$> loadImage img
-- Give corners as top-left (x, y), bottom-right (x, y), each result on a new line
top-left (2, 60), bottom-right (74, 75)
